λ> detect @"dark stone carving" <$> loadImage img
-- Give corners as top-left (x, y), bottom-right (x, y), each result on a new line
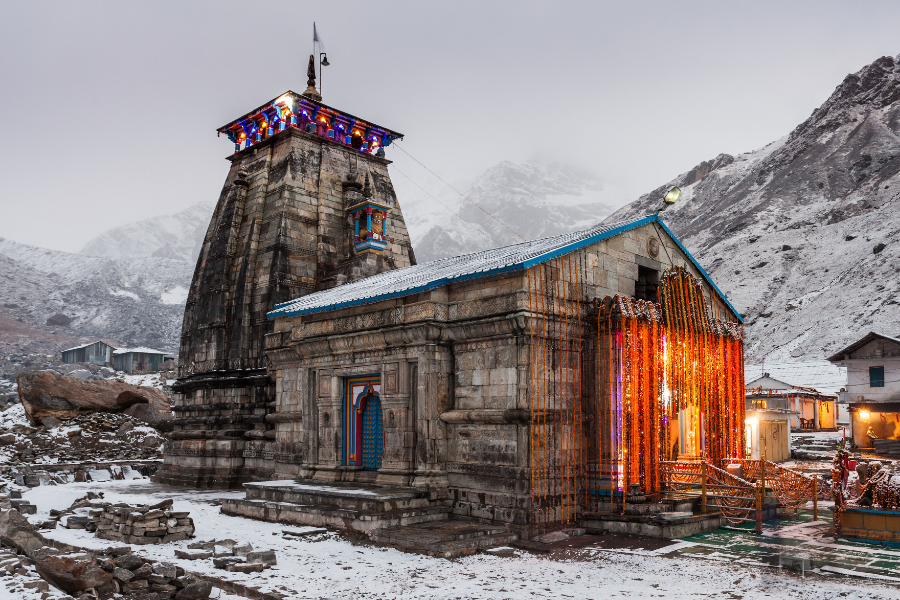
top-left (155, 118), bottom-right (414, 489)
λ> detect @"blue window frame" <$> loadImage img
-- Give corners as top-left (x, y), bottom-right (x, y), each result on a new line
top-left (870, 366), bottom-right (885, 388)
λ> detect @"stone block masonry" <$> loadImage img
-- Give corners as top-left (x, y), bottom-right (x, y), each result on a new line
top-left (91, 498), bottom-right (195, 545)
top-left (156, 102), bottom-right (414, 488)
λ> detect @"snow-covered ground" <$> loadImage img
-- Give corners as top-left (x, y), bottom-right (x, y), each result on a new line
top-left (19, 479), bottom-right (900, 599)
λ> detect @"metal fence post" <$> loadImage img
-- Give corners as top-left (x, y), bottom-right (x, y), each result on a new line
top-left (755, 482), bottom-right (763, 534)
top-left (812, 475), bottom-right (818, 521)
top-left (701, 462), bottom-right (707, 514)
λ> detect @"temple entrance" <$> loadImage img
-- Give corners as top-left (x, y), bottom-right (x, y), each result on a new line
top-left (361, 393), bottom-right (383, 470)
top-left (343, 376), bottom-right (382, 468)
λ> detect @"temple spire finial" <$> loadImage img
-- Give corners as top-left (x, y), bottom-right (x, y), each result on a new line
top-left (363, 173), bottom-right (372, 198)
top-left (302, 54), bottom-right (322, 101)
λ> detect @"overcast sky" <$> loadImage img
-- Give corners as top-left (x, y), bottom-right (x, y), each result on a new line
top-left (2, 1), bottom-right (899, 252)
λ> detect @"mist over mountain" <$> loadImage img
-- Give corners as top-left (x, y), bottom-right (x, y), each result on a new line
top-left (606, 54), bottom-right (900, 363)
top-left (0, 238), bottom-right (192, 354)
top-left (408, 161), bottom-right (619, 262)
top-left (79, 202), bottom-right (214, 263)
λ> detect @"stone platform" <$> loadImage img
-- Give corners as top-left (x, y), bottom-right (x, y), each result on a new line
top-left (579, 493), bottom-right (753, 539)
top-left (220, 480), bottom-right (452, 534)
top-left (220, 479), bottom-right (522, 558)
top-left (839, 507), bottom-right (900, 545)
top-left (371, 520), bottom-right (518, 559)
top-left (220, 481), bottom-right (764, 557)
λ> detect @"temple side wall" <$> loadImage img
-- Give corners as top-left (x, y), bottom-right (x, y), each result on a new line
top-left (267, 222), bottom-right (741, 521)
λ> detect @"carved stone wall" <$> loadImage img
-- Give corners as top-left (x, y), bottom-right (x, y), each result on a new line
top-left (155, 124), bottom-right (413, 489)
top-left (265, 221), bottom-right (740, 522)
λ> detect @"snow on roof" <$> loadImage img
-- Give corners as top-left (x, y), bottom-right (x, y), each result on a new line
top-left (826, 331), bottom-right (900, 362)
top-left (269, 214), bottom-right (742, 321)
top-left (744, 360), bottom-right (847, 395)
top-left (62, 341), bottom-right (115, 353)
top-left (113, 347), bottom-right (168, 356)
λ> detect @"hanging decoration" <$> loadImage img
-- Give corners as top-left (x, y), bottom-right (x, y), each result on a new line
top-left (527, 254), bottom-right (585, 526)
top-left (527, 261), bottom-right (745, 526)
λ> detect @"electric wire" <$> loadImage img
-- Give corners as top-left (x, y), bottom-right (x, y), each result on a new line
top-left (388, 164), bottom-right (508, 248)
top-left (392, 143), bottom-right (526, 241)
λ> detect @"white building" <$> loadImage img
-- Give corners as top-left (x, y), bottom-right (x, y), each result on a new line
top-left (745, 373), bottom-right (837, 430)
top-left (827, 332), bottom-right (900, 449)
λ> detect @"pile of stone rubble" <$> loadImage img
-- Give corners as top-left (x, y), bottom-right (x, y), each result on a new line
top-left (0, 495), bottom-right (213, 600)
top-left (0, 405), bottom-right (166, 466)
top-left (35, 546), bottom-right (212, 600)
top-left (175, 539), bottom-right (277, 573)
top-left (91, 499), bottom-right (195, 545)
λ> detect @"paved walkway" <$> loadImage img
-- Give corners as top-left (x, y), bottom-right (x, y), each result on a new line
top-left (668, 509), bottom-right (900, 582)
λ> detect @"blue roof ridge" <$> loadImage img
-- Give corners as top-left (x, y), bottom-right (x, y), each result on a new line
top-left (269, 214), bottom-right (743, 322)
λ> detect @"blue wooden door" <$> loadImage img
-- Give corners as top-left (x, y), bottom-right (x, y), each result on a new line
top-left (361, 395), bottom-right (383, 470)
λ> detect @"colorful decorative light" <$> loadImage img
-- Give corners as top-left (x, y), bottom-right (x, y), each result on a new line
top-left (527, 263), bottom-right (744, 526)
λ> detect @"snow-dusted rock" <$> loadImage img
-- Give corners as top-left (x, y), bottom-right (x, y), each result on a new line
top-left (35, 554), bottom-right (113, 594)
top-left (16, 369), bottom-right (170, 423)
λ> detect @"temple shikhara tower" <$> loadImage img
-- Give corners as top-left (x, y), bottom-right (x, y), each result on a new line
top-left (154, 60), bottom-right (414, 487)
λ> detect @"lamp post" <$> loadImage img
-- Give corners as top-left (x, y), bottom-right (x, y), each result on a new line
top-left (319, 53), bottom-right (330, 98)
top-left (657, 186), bottom-right (681, 214)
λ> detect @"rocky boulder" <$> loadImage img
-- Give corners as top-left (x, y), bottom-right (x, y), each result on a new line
top-left (124, 401), bottom-right (173, 430)
top-left (176, 580), bottom-right (213, 600)
top-left (15, 370), bottom-right (171, 424)
top-left (0, 508), bottom-right (46, 556)
top-left (35, 555), bottom-right (113, 594)
top-left (45, 313), bottom-right (71, 327)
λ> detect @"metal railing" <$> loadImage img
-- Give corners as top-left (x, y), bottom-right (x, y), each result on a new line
top-left (660, 460), bottom-right (760, 530)
top-left (725, 458), bottom-right (818, 519)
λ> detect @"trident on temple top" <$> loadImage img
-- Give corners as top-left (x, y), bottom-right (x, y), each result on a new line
top-left (302, 54), bottom-right (322, 102)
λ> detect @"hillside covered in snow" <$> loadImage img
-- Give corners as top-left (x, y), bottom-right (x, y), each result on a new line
top-left (0, 237), bottom-right (191, 353)
top-left (606, 54), bottom-right (900, 362)
top-left (79, 202), bottom-right (214, 263)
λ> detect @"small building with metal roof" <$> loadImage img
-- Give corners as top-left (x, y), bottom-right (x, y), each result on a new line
top-left (828, 331), bottom-right (900, 449)
top-left (61, 341), bottom-right (116, 367)
top-left (745, 373), bottom-right (837, 431)
top-left (113, 347), bottom-right (173, 374)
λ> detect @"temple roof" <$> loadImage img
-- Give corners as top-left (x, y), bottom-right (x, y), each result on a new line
top-left (217, 90), bottom-right (403, 148)
top-left (268, 214), bottom-right (742, 321)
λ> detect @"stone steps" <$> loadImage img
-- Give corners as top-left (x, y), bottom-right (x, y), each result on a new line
top-left (873, 439), bottom-right (900, 457)
top-left (221, 497), bottom-right (451, 534)
top-left (242, 480), bottom-right (434, 513)
top-left (370, 519), bottom-right (518, 559)
top-left (791, 434), bottom-right (841, 459)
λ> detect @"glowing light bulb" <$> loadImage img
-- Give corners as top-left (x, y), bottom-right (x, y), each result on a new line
top-left (860, 410), bottom-right (871, 420)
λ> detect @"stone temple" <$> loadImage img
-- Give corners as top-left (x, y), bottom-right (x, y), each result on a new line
top-left (154, 71), bottom-right (415, 488)
top-left (160, 71), bottom-right (749, 548)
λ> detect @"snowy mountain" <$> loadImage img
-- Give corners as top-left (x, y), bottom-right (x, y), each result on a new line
top-left (409, 162), bottom-right (618, 262)
top-left (606, 54), bottom-right (900, 363)
top-left (79, 202), bottom-right (214, 263)
top-left (0, 237), bottom-right (191, 353)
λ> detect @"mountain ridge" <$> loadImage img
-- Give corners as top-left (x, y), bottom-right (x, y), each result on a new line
top-left (79, 202), bottom-right (214, 263)
top-left (606, 53), bottom-right (900, 362)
